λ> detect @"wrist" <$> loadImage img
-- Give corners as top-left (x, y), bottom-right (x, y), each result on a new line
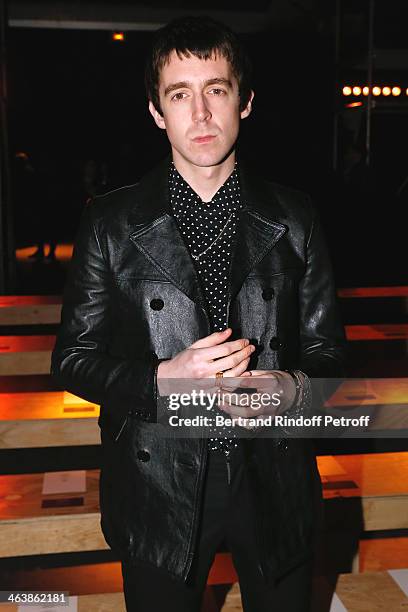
top-left (156, 359), bottom-right (171, 396)
top-left (274, 370), bottom-right (304, 414)
top-left (277, 371), bottom-right (297, 411)
top-left (157, 360), bottom-right (168, 379)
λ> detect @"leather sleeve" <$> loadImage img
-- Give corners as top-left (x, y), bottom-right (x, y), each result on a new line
top-left (51, 204), bottom-right (158, 413)
top-left (298, 199), bottom-right (347, 378)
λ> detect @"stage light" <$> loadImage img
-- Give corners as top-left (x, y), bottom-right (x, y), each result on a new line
top-left (372, 87), bottom-right (381, 96)
top-left (345, 101), bottom-right (363, 108)
top-left (343, 86), bottom-right (352, 96)
top-left (352, 86), bottom-right (362, 96)
top-left (382, 87), bottom-right (391, 96)
top-left (362, 87), bottom-right (369, 96)
top-left (392, 87), bottom-right (401, 96)
top-left (112, 32), bottom-right (125, 42)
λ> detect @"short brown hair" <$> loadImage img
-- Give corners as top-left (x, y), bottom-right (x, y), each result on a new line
top-left (145, 16), bottom-right (252, 115)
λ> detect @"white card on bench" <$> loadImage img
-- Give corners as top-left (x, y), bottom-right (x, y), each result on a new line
top-left (42, 471), bottom-right (86, 495)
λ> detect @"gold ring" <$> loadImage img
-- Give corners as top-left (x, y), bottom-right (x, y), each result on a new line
top-left (215, 371), bottom-right (224, 379)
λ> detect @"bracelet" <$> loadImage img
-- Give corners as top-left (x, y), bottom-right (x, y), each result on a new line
top-left (284, 369), bottom-right (303, 409)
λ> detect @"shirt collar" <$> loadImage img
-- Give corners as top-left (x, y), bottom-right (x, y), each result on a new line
top-left (169, 161), bottom-right (241, 213)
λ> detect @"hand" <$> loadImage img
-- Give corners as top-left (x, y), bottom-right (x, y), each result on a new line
top-left (157, 329), bottom-right (255, 395)
top-left (218, 370), bottom-right (297, 424)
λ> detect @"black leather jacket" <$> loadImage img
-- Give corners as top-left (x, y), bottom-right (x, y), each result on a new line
top-left (51, 158), bottom-right (345, 583)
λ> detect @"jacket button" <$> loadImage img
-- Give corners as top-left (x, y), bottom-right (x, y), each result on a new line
top-left (262, 288), bottom-right (275, 301)
top-left (150, 298), bottom-right (164, 311)
top-left (269, 336), bottom-right (282, 350)
top-left (137, 449), bottom-right (150, 462)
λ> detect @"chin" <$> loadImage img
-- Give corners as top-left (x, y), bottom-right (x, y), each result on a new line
top-left (187, 149), bottom-right (234, 168)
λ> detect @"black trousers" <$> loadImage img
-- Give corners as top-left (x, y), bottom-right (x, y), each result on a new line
top-left (122, 444), bottom-right (313, 612)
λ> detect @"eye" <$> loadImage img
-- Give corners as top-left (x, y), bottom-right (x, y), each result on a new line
top-left (171, 91), bottom-right (187, 101)
top-left (208, 88), bottom-right (226, 96)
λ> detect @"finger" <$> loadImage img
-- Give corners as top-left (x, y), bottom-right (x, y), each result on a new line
top-left (202, 338), bottom-right (251, 361)
top-left (190, 329), bottom-right (232, 349)
top-left (223, 357), bottom-right (251, 378)
top-left (243, 370), bottom-right (274, 377)
top-left (209, 345), bottom-right (255, 375)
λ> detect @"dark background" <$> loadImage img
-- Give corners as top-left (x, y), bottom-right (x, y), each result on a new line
top-left (7, 0), bottom-right (408, 288)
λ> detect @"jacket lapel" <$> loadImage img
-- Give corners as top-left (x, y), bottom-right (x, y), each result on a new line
top-left (229, 163), bottom-right (288, 301)
top-left (230, 209), bottom-right (287, 302)
top-left (130, 214), bottom-right (206, 306)
top-left (128, 157), bottom-right (206, 306)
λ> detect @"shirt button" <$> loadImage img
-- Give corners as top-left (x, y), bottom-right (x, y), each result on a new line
top-left (269, 336), bottom-right (282, 350)
top-left (150, 298), bottom-right (164, 311)
top-left (262, 288), bottom-right (275, 301)
top-left (137, 450), bottom-right (150, 462)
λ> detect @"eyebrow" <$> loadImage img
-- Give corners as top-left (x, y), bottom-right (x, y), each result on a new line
top-left (164, 77), bottom-right (233, 97)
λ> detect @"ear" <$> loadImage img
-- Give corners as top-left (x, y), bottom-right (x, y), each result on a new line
top-left (148, 101), bottom-right (166, 130)
top-left (240, 90), bottom-right (255, 119)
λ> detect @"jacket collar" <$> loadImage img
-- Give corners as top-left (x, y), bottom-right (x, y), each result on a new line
top-left (129, 156), bottom-right (287, 305)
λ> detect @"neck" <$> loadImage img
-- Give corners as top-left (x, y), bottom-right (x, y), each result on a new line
top-left (172, 152), bottom-right (236, 202)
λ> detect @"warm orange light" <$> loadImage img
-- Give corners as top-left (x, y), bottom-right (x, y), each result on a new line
top-left (372, 86), bottom-right (381, 96)
top-left (382, 87), bottom-right (391, 96)
top-left (342, 86), bottom-right (352, 96)
top-left (362, 87), bottom-right (369, 96)
top-left (352, 86), bottom-right (362, 96)
top-left (113, 32), bottom-right (125, 42)
top-left (346, 101), bottom-right (363, 108)
top-left (392, 87), bottom-right (401, 96)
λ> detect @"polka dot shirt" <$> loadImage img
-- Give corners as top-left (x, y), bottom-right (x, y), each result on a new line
top-left (169, 162), bottom-right (242, 455)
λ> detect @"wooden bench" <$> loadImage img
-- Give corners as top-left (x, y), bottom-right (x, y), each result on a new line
top-left (0, 391), bottom-right (99, 448)
top-left (345, 323), bottom-right (408, 341)
top-left (317, 452), bottom-right (408, 532)
top-left (0, 556), bottom-right (237, 598)
top-left (338, 286), bottom-right (408, 298)
top-left (317, 452), bottom-right (408, 573)
top-left (225, 570), bottom-right (408, 611)
top-left (338, 286), bottom-right (408, 328)
top-left (0, 336), bottom-right (55, 376)
top-left (1, 377), bottom-right (407, 449)
top-left (1, 568), bottom-right (407, 611)
top-left (0, 296), bottom-right (61, 326)
top-left (0, 326), bottom-right (406, 377)
top-left (0, 453), bottom-right (407, 559)
top-left (0, 469), bottom-right (104, 557)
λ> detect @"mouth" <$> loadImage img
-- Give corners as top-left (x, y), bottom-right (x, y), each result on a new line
top-left (192, 135), bottom-right (216, 144)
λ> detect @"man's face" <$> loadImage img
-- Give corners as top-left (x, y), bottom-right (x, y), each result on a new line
top-left (149, 51), bottom-right (253, 169)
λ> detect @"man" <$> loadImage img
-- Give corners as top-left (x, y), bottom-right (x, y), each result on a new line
top-left (52, 16), bottom-right (345, 612)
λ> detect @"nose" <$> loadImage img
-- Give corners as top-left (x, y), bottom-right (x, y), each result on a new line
top-left (192, 93), bottom-right (211, 123)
